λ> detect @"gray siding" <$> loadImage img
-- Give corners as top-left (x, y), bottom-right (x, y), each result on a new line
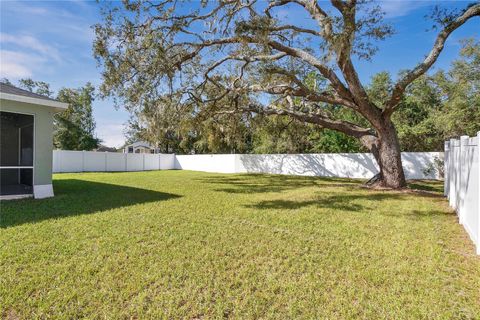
top-left (0, 99), bottom-right (55, 186)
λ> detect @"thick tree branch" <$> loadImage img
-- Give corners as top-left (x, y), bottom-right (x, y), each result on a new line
top-left (295, 0), bottom-right (334, 40)
top-left (285, 0), bottom-right (384, 130)
top-left (261, 38), bottom-right (353, 100)
top-left (265, 0), bottom-right (333, 39)
top-left (203, 52), bottom-right (288, 78)
top-left (384, 3), bottom-right (480, 115)
top-left (244, 101), bottom-right (373, 138)
top-left (247, 83), bottom-right (348, 106)
top-left (330, 0), bottom-right (379, 122)
top-left (172, 35), bottom-right (354, 103)
top-left (268, 24), bottom-right (321, 36)
top-left (265, 0), bottom-right (292, 17)
top-left (262, 67), bottom-right (357, 108)
top-left (190, 77), bottom-right (371, 139)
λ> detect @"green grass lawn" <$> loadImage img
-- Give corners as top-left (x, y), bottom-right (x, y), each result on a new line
top-left (1, 171), bottom-right (479, 319)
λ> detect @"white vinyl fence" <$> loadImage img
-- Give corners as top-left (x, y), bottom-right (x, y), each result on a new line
top-left (175, 152), bottom-right (444, 180)
top-left (444, 133), bottom-right (480, 255)
top-left (53, 150), bottom-right (175, 173)
top-left (54, 150), bottom-right (442, 179)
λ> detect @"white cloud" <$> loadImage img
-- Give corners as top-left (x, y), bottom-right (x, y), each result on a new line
top-left (0, 32), bottom-right (63, 80)
top-left (0, 50), bottom-right (43, 79)
top-left (379, 0), bottom-right (432, 18)
top-left (7, 4), bottom-right (50, 16)
top-left (96, 123), bottom-right (126, 148)
top-left (70, 0), bottom-right (90, 10)
top-left (0, 33), bottom-right (61, 62)
top-left (2, 1), bottom-right (72, 18)
top-left (0, 61), bottom-right (32, 79)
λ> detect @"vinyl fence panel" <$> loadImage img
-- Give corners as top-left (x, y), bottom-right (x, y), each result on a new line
top-left (174, 152), bottom-right (443, 179)
top-left (83, 151), bottom-right (106, 172)
top-left (53, 150), bottom-right (83, 173)
top-left (54, 150), bottom-right (443, 180)
top-left (235, 153), bottom-right (377, 178)
top-left (144, 153), bottom-right (160, 170)
top-left (106, 153), bottom-right (126, 171)
top-left (126, 153), bottom-right (145, 171)
top-left (159, 153), bottom-right (176, 169)
top-left (53, 150), bottom-right (176, 173)
top-left (175, 154), bottom-right (238, 173)
top-left (444, 133), bottom-right (480, 255)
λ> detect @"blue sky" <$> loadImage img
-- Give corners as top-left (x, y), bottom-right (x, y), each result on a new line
top-left (1, 0), bottom-right (478, 147)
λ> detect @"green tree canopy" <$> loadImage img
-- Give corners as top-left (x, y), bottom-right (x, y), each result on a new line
top-left (93, 0), bottom-right (479, 188)
top-left (1, 78), bottom-right (101, 150)
top-left (55, 83), bottom-right (101, 150)
top-left (124, 39), bottom-right (480, 154)
top-left (367, 39), bottom-right (480, 151)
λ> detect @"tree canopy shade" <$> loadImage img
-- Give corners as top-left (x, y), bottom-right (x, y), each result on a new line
top-left (93, 0), bottom-right (480, 188)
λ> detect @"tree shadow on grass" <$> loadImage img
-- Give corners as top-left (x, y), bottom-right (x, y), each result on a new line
top-left (246, 192), bottom-right (453, 220)
top-left (1, 179), bottom-right (181, 228)
top-left (195, 173), bottom-right (449, 218)
top-left (196, 174), bottom-right (363, 194)
top-left (198, 173), bottom-right (444, 196)
top-left (408, 180), bottom-right (444, 194)
top-left (245, 193), bottom-right (398, 212)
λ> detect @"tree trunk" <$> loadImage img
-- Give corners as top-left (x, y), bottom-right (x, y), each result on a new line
top-left (369, 120), bottom-right (407, 189)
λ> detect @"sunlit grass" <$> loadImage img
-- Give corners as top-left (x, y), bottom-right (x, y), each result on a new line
top-left (1, 171), bottom-right (478, 318)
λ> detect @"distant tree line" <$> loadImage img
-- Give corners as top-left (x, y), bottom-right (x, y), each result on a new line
top-left (1, 78), bottom-right (100, 151)
top-left (126, 40), bottom-right (480, 155)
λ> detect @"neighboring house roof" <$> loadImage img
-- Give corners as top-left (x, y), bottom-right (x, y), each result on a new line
top-left (125, 141), bottom-right (155, 149)
top-left (0, 83), bottom-right (68, 111)
top-left (96, 145), bottom-right (117, 152)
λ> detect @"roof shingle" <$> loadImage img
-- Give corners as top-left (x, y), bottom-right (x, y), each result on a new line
top-left (0, 82), bottom-right (61, 103)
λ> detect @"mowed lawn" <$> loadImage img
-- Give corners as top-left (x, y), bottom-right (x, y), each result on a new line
top-left (1, 171), bottom-right (479, 319)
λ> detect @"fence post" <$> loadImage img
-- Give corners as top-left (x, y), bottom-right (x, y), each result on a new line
top-left (444, 141), bottom-right (449, 196)
top-left (125, 153), bottom-right (128, 171)
top-left (449, 139), bottom-right (455, 207)
top-left (54, 150), bottom-right (56, 173)
top-left (104, 152), bottom-right (107, 172)
top-left (454, 138), bottom-right (461, 210)
top-left (58, 150), bottom-right (62, 173)
top-left (82, 150), bottom-right (85, 172)
top-left (458, 136), bottom-right (469, 224)
top-left (477, 132), bottom-right (480, 255)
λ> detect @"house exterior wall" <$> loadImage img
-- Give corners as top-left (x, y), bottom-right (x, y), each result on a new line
top-left (124, 146), bottom-right (156, 154)
top-left (0, 99), bottom-right (55, 187)
top-left (134, 146), bottom-right (152, 153)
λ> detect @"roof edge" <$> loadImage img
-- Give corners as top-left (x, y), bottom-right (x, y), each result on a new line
top-left (0, 92), bottom-right (68, 112)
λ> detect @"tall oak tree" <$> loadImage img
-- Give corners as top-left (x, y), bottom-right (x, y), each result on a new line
top-left (94, 0), bottom-right (480, 188)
